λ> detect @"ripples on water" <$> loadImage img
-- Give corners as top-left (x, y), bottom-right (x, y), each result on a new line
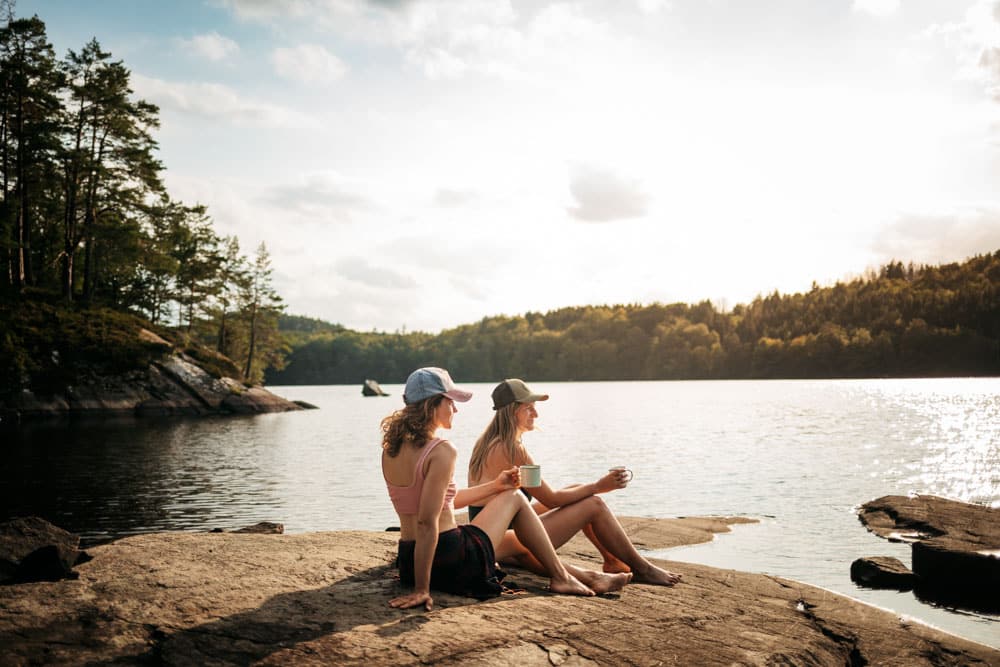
top-left (1, 378), bottom-right (997, 647)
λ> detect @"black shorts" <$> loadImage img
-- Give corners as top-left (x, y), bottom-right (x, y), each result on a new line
top-left (397, 524), bottom-right (505, 599)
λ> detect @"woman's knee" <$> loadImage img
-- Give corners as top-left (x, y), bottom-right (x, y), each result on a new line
top-left (489, 488), bottom-right (526, 510)
top-left (575, 494), bottom-right (609, 517)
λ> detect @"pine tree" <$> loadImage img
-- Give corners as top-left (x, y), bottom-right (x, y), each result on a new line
top-left (0, 12), bottom-right (62, 291)
top-left (59, 38), bottom-right (163, 301)
top-left (240, 242), bottom-right (285, 383)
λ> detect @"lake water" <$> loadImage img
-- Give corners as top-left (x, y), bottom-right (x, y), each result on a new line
top-left (2, 378), bottom-right (998, 649)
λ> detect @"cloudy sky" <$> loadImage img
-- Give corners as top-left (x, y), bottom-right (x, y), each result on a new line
top-left (21, 0), bottom-right (1000, 332)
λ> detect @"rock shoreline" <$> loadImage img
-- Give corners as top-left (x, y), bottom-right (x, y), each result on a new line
top-left (1, 516), bottom-right (997, 666)
top-left (856, 494), bottom-right (999, 612)
top-left (0, 351), bottom-right (302, 425)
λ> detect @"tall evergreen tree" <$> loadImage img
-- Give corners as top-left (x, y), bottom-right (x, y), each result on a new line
top-left (240, 242), bottom-right (285, 382)
top-left (213, 235), bottom-right (248, 359)
top-left (59, 38), bottom-right (163, 301)
top-left (171, 203), bottom-right (220, 336)
top-left (0, 12), bottom-right (61, 291)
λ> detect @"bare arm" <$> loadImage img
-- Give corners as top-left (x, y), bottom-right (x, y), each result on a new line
top-left (521, 450), bottom-right (626, 509)
top-left (454, 467), bottom-right (520, 509)
top-left (388, 441), bottom-right (455, 611)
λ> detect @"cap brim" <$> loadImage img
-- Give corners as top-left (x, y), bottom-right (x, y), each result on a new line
top-left (526, 393), bottom-right (549, 402)
top-left (443, 389), bottom-right (473, 402)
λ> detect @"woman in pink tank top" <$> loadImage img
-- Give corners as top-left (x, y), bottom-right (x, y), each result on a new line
top-left (382, 367), bottom-right (632, 611)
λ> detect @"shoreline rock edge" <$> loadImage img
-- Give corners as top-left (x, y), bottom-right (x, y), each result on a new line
top-left (1, 516), bottom-right (996, 666)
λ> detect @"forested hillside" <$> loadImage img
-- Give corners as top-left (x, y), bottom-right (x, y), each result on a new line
top-left (0, 12), bottom-right (285, 386)
top-left (268, 252), bottom-right (1000, 384)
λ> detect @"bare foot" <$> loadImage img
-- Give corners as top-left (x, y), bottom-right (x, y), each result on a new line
top-left (633, 563), bottom-right (681, 586)
top-left (602, 557), bottom-right (631, 574)
top-left (577, 570), bottom-right (632, 594)
top-left (549, 574), bottom-right (595, 596)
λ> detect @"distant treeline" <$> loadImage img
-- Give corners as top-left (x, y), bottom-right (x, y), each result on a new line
top-left (0, 13), bottom-right (285, 382)
top-left (267, 252), bottom-right (1000, 385)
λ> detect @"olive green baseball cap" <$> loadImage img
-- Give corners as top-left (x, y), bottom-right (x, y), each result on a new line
top-left (491, 379), bottom-right (549, 410)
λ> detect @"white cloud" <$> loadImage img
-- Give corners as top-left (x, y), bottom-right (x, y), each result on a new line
top-left (567, 163), bottom-right (649, 223)
top-left (131, 73), bottom-right (319, 128)
top-left (926, 0), bottom-right (1000, 99)
top-left (265, 171), bottom-right (373, 222)
top-left (335, 256), bottom-right (417, 289)
top-left (271, 44), bottom-right (348, 84)
top-left (637, 0), bottom-right (671, 14)
top-left (851, 0), bottom-right (900, 18)
top-left (217, 0), bottom-right (618, 82)
top-left (178, 31), bottom-right (240, 61)
top-left (432, 188), bottom-right (477, 207)
top-left (872, 204), bottom-right (1000, 264)
top-left (215, 0), bottom-right (318, 21)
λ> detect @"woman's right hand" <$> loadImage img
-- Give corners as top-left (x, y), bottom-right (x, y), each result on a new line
top-left (389, 590), bottom-right (434, 611)
top-left (494, 466), bottom-right (521, 491)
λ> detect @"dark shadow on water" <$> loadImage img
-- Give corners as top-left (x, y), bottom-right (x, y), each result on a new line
top-left (912, 585), bottom-right (1000, 617)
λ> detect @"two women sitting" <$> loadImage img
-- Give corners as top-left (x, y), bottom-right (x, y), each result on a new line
top-left (381, 367), bottom-right (678, 610)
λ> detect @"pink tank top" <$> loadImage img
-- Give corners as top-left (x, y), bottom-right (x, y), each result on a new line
top-left (384, 438), bottom-right (457, 515)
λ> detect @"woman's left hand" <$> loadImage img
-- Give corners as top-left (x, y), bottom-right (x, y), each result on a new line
top-left (389, 590), bottom-right (434, 611)
top-left (595, 469), bottom-right (628, 493)
top-left (495, 466), bottom-right (521, 490)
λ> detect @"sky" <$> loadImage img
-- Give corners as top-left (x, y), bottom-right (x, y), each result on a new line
top-left (17, 0), bottom-right (1000, 332)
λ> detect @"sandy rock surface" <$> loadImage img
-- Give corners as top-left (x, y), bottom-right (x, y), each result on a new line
top-left (1, 516), bottom-right (996, 666)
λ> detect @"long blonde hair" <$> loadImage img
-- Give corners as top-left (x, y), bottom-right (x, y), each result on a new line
top-left (381, 395), bottom-right (445, 457)
top-left (468, 403), bottom-right (521, 480)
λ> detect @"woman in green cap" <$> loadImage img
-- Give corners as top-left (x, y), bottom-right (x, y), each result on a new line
top-left (468, 378), bottom-right (682, 587)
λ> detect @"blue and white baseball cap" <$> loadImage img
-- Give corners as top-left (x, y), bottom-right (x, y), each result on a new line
top-left (403, 367), bottom-right (473, 405)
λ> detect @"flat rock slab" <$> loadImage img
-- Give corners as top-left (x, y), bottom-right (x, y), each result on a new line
top-left (1, 516), bottom-right (996, 666)
top-left (858, 495), bottom-right (999, 610)
top-left (858, 495), bottom-right (998, 545)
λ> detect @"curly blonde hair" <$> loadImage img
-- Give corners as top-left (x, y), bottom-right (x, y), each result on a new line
top-left (381, 395), bottom-right (445, 457)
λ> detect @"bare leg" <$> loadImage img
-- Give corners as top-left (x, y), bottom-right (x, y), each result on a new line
top-left (494, 526), bottom-right (632, 593)
top-left (583, 524), bottom-right (631, 573)
top-left (537, 489), bottom-right (631, 573)
top-left (471, 490), bottom-right (594, 596)
top-left (539, 496), bottom-right (682, 586)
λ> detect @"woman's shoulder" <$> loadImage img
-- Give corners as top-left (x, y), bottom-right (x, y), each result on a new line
top-left (428, 438), bottom-right (458, 459)
top-left (485, 439), bottom-right (529, 466)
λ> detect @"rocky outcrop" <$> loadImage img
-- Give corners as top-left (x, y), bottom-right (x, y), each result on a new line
top-left (850, 556), bottom-right (916, 590)
top-left (858, 495), bottom-right (999, 611)
top-left (0, 517), bottom-right (89, 585)
top-left (0, 352), bottom-right (302, 423)
top-left (0, 517), bottom-right (996, 666)
top-left (363, 379), bottom-right (389, 396)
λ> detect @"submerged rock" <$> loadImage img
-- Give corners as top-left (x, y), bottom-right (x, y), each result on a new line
top-left (231, 522), bottom-right (284, 535)
top-left (858, 495), bottom-right (999, 612)
top-left (0, 516), bottom-right (996, 665)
